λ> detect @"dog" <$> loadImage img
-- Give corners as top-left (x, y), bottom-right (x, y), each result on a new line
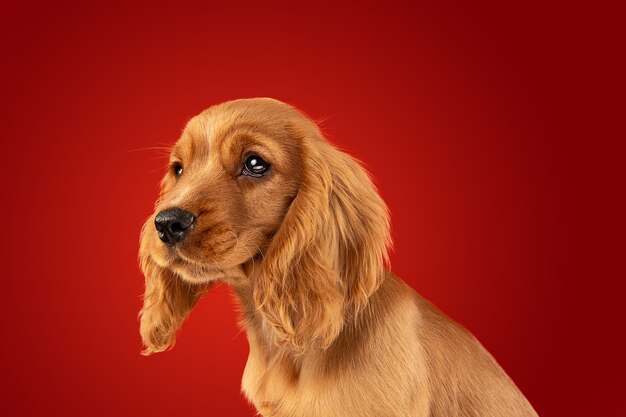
top-left (138, 98), bottom-right (538, 416)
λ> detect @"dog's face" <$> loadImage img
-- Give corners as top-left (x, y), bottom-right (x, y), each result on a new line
top-left (140, 99), bottom-right (303, 285)
top-left (139, 98), bottom-right (390, 355)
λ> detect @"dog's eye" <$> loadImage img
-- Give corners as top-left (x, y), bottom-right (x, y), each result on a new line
top-left (171, 162), bottom-right (183, 178)
top-left (243, 155), bottom-right (271, 177)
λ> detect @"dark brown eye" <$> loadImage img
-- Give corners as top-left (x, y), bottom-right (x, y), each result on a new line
top-left (171, 162), bottom-right (183, 178)
top-left (243, 155), bottom-right (271, 177)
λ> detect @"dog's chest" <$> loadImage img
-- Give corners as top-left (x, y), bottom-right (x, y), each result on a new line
top-left (240, 349), bottom-right (415, 417)
top-left (241, 350), bottom-right (313, 417)
top-left (241, 350), bottom-right (350, 417)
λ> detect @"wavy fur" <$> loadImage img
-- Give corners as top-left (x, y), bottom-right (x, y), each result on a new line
top-left (138, 98), bottom-right (537, 417)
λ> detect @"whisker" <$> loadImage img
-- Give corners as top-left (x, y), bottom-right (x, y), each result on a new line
top-left (143, 156), bottom-right (170, 163)
top-left (223, 231), bottom-right (257, 272)
top-left (237, 233), bottom-right (266, 260)
top-left (250, 239), bottom-right (266, 260)
top-left (123, 146), bottom-right (173, 154)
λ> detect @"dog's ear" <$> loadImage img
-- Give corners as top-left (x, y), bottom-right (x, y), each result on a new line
top-left (254, 125), bottom-right (391, 352)
top-left (325, 148), bottom-right (391, 316)
top-left (138, 254), bottom-right (207, 355)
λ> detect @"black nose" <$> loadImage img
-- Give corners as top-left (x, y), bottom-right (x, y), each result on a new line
top-left (154, 208), bottom-right (195, 244)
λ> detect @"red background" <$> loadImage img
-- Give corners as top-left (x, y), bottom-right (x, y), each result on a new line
top-left (1, 1), bottom-right (623, 416)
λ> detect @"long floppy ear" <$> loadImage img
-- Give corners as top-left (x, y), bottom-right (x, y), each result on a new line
top-left (253, 125), bottom-right (391, 352)
top-left (138, 254), bottom-right (207, 355)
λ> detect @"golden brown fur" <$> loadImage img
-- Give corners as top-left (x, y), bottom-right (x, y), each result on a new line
top-left (139, 98), bottom-right (538, 416)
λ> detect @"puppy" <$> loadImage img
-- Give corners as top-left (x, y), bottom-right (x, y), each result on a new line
top-left (139, 98), bottom-right (538, 417)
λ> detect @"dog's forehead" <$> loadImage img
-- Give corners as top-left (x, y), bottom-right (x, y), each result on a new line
top-left (175, 99), bottom-right (303, 158)
top-left (172, 111), bottom-right (228, 158)
top-left (183, 112), bottom-right (220, 148)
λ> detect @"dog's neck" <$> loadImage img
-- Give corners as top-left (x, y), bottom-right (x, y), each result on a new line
top-left (229, 268), bottom-right (406, 362)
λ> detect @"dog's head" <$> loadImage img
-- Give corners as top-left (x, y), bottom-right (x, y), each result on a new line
top-left (139, 98), bottom-right (390, 354)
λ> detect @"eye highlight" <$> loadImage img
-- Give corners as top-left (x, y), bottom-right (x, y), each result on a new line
top-left (242, 155), bottom-right (271, 178)
top-left (171, 161), bottom-right (183, 178)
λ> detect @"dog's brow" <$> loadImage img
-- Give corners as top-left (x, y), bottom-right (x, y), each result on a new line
top-left (218, 123), bottom-right (279, 158)
top-left (233, 134), bottom-right (265, 150)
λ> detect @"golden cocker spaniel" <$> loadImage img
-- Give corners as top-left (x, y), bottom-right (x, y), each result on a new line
top-left (139, 98), bottom-right (537, 417)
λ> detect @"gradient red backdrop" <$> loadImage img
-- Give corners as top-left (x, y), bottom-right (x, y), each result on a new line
top-left (2, 1), bottom-right (623, 416)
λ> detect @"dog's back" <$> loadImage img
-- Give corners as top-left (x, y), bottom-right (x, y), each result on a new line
top-left (413, 290), bottom-right (537, 416)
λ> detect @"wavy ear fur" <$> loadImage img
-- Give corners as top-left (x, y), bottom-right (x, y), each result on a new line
top-left (139, 254), bottom-right (207, 355)
top-left (254, 124), bottom-right (391, 352)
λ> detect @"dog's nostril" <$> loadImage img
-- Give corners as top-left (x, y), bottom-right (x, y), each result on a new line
top-left (154, 208), bottom-right (195, 244)
top-left (170, 222), bottom-right (184, 233)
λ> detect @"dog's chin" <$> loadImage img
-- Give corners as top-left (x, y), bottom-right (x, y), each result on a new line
top-left (149, 247), bottom-right (226, 284)
top-left (172, 261), bottom-right (224, 284)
